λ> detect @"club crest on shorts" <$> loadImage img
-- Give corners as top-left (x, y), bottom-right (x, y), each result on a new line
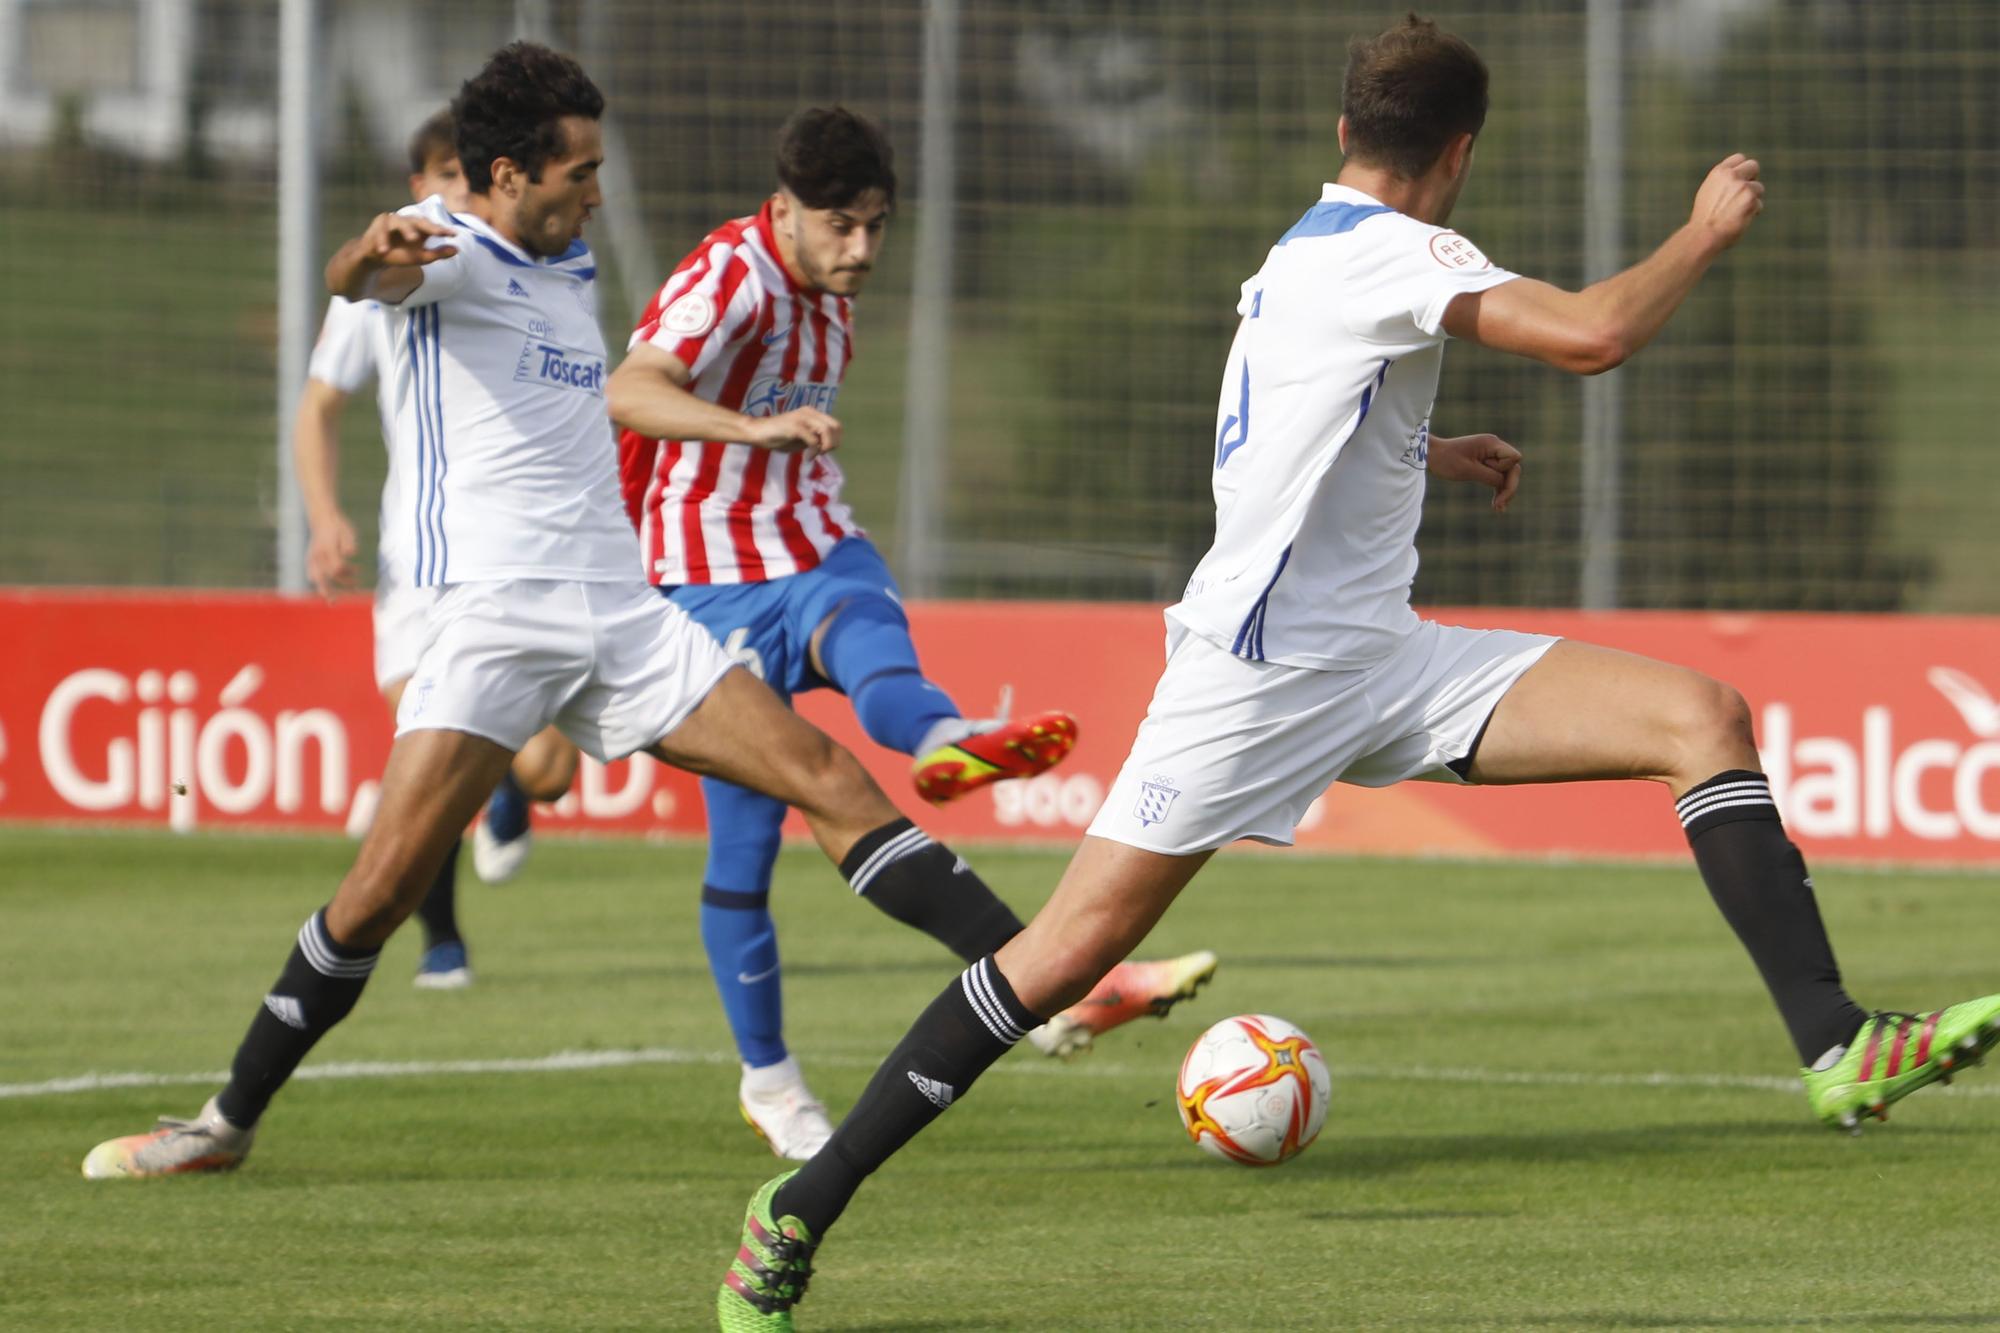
top-left (1135, 777), bottom-right (1181, 826)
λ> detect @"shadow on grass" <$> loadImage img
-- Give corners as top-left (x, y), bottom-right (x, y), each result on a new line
top-left (985, 1118), bottom-right (1941, 1185)
top-left (1289, 1118), bottom-right (1930, 1182)
top-left (1302, 1208), bottom-right (1511, 1222)
top-left (777, 952), bottom-right (1491, 979)
top-left (553, 950), bottom-right (1491, 986)
top-left (1506, 1316), bottom-right (2000, 1328)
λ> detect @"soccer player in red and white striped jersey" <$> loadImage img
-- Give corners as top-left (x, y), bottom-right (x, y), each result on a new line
top-left (608, 109), bottom-right (1212, 1161)
top-left (620, 200), bottom-right (858, 585)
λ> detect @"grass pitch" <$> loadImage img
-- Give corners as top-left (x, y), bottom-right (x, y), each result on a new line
top-left (4, 828), bottom-right (1999, 1330)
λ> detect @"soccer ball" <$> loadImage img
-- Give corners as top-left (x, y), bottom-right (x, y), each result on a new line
top-left (1175, 1013), bottom-right (1330, 1165)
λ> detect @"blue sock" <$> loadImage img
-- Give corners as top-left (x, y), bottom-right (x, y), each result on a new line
top-left (485, 770), bottom-right (529, 842)
top-left (699, 777), bottom-right (789, 1069)
top-left (815, 595), bottom-right (960, 756)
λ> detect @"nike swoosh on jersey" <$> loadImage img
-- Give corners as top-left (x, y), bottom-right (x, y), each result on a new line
top-left (761, 324), bottom-right (792, 345)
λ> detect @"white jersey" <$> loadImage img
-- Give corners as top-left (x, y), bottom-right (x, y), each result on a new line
top-left (382, 195), bottom-right (639, 587)
top-left (307, 296), bottom-right (413, 581)
top-left (1167, 184), bottom-right (1518, 668)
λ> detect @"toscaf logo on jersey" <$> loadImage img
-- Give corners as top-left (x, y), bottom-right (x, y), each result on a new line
top-left (513, 338), bottom-right (605, 397)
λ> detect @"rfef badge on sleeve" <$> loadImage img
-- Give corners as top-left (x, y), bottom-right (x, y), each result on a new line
top-left (1428, 232), bottom-right (1490, 270)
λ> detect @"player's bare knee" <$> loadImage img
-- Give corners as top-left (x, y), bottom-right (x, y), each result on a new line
top-left (1668, 674), bottom-right (1758, 781)
top-left (514, 735), bottom-right (578, 801)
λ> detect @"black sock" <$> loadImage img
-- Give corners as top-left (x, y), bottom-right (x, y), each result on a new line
top-left (773, 955), bottom-right (1040, 1237)
top-left (414, 838), bottom-right (463, 948)
top-left (214, 908), bottom-right (380, 1128)
top-left (1678, 770), bottom-right (1868, 1063)
top-left (841, 819), bottom-right (1023, 961)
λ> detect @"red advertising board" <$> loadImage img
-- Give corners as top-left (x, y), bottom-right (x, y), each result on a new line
top-left (6, 590), bottom-right (2000, 866)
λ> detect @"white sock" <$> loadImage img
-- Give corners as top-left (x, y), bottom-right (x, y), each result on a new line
top-left (741, 1055), bottom-right (805, 1095)
top-left (914, 717), bottom-right (978, 758)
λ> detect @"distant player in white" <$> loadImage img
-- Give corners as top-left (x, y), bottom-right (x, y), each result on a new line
top-left (293, 110), bottom-right (579, 991)
top-left (720, 16), bottom-right (2000, 1318)
top-left (84, 42), bottom-right (1028, 1182)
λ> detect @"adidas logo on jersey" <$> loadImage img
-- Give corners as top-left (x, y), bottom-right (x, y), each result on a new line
top-left (906, 1071), bottom-right (955, 1108)
top-left (263, 994), bottom-right (307, 1029)
top-left (505, 278), bottom-right (530, 299)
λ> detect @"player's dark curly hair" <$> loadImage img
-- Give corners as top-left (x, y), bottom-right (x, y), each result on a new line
top-left (776, 107), bottom-right (896, 210)
top-left (451, 41), bottom-right (605, 194)
top-left (1341, 14), bottom-right (1489, 179)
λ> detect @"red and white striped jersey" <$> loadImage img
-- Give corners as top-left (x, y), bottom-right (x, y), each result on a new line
top-left (620, 202), bottom-right (861, 585)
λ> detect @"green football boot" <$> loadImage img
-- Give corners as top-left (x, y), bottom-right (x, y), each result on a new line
top-left (718, 1170), bottom-right (817, 1331)
top-left (1801, 994), bottom-right (2000, 1134)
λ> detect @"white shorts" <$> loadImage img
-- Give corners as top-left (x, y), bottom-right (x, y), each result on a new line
top-left (372, 575), bottom-right (438, 691)
top-left (395, 579), bottom-right (738, 762)
top-left (1088, 620), bottom-right (1559, 856)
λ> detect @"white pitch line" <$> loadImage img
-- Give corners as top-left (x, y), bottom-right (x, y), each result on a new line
top-left (6, 1047), bottom-right (1997, 1103)
top-left (1341, 1064), bottom-right (1802, 1094)
top-left (0, 1048), bottom-right (732, 1101)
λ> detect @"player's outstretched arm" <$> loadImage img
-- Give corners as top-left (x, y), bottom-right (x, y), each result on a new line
top-left (606, 342), bottom-right (841, 457)
top-left (324, 212), bottom-right (459, 304)
top-left (293, 378), bottom-right (358, 597)
top-left (1443, 153), bottom-right (1764, 375)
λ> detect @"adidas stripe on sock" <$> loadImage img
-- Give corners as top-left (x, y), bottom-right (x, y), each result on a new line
top-left (293, 910), bottom-right (379, 979)
top-left (960, 954), bottom-right (1030, 1044)
top-left (840, 819), bottom-right (1023, 962)
top-left (216, 909), bottom-right (380, 1128)
top-left (844, 822), bottom-right (934, 896)
top-left (1676, 772), bottom-right (1779, 834)
top-left (773, 954), bottom-right (1040, 1236)
top-left (1677, 769), bottom-right (1867, 1064)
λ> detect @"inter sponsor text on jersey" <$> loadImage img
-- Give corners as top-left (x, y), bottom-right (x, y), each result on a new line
top-left (1166, 184), bottom-right (1518, 669)
top-left (619, 201), bottom-right (860, 586)
top-left (381, 195), bottom-right (640, 588)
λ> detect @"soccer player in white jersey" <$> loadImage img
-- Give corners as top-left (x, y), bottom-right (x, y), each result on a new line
top-left (80, 42), bottom-right (1042, 1184)
top-left (718, 17), bottom-right (2000, 1325)
top-left (294, 109), bottom-right (581, 989)
top-left (609, 107), bottom-right (1216, 1160)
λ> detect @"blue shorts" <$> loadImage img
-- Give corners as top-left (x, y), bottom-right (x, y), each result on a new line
top-left (663, 536), bottom-right (903, 700)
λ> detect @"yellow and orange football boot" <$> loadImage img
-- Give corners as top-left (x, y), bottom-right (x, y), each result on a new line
top-left (912, 709), bottom-right (1079, 806)
top-left (1027, 950), bottom-right (1221, 1058)
top-left (81, 1095), bottom-right (254, 1179)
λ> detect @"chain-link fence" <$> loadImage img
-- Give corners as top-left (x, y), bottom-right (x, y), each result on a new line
top-left (3, 0), bottom-right (1997, 611)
